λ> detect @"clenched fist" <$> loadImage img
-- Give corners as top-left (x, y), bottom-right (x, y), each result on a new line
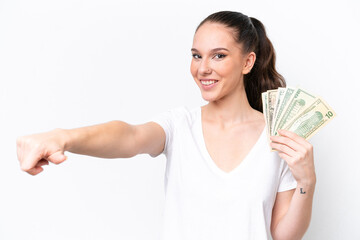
top-left (16, 128), bottom-right (68, 176)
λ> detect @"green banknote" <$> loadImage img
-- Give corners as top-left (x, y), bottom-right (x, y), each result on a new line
top-left (262, 86), bottom-right (336, 151)
top-left (282, 97), bottom-right (336, 140)
top-left (267, 89), bottom-right (278, 136)
top-left (271, 87), bottom-right (295, 136)
top-left (262, 92), bottom-right (270, 144)
top-left (273, 88), bottom-right (317, 136)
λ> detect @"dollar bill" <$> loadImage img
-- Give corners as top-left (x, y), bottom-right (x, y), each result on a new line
top-left (282, 97), bottom-right (337, 140)
top-left (273, 87), bottom-right (317, 136)
top-left (261, 92), bottom-right (270, 144)
top-left (271, 87), bottom-right (295, 136)
top-left (267, 89), bottom-right (278, 136)
top-left (262, 86), bottom-right (336, 151)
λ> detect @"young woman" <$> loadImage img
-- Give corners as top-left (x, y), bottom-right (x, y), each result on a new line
top-left (16, 11), bottom-right (316, 240)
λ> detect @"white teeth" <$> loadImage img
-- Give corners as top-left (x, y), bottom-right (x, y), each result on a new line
top-left (201, 80), bottom-right (217, 85)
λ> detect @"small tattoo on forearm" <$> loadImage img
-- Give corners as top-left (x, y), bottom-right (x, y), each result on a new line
top-left (300, 188), bottom-right (306, 194)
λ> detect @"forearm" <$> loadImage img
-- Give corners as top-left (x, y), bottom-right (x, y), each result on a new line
top-left (60, 120), bottom-right (137, 158)
top-left (272, 181), bottom-right (316, 240)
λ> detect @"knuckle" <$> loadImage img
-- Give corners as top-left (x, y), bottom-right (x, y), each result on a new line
top-left (307, 143), bottom-right (313, 151)
top-left (287, 160), bottom-right (295, 168)
top-left (286, 131), bottom-right (295, 138)
top-left (294, 154), bottom-right (302, 163)
top-left (279, 144), bottom-right (286, 152)
top-left (283, 138), bottom-right (291, 146)
top-left (21, 136), bottom-right (43, 149)
top-left (23, 137), bottom-right (32, 145)
top-left (33, 141), bottom-right (42, 149)
top-left (16, 136), bottom-right (22, 145)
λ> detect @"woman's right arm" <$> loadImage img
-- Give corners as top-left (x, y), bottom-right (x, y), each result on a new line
top-left (63, 120), bottom-right (165, 158)
top-left (16, 120), bottom-right (166, 175)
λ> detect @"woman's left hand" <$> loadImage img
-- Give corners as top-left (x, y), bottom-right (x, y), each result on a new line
top-left (270, 129), bottom-right (316, 185)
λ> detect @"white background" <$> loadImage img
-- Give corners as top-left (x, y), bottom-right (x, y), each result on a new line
top-left (1, 0), bottom-right (359, 239)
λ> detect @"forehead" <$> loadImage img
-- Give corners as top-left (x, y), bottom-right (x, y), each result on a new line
top-left (192, 22), bottom-right (240, 52)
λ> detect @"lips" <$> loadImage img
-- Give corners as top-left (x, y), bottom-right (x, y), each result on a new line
top-left (199, 79), bottom-right (219, 90)
top-left (200, 79), bottom-right (219, 82)
top-left (199, 79), bottom-right (219, 85)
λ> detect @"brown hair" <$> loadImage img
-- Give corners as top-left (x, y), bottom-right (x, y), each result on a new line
top-left (195, 11), bottom-right (286, 112)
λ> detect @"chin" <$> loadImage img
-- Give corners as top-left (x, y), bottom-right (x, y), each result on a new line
top-left (201, 93), bottom-right (218, 102)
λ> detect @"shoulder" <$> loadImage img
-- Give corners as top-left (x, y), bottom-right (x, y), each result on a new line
top-left (249, 109), bottom-right (266, 134)
top-left (168, 105), bottom-right (198, 123)
top-left (149, 105), bottom-right (199, 130)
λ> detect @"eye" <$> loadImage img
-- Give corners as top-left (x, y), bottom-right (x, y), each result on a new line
top-left (214, 53), bottom-right (226, 59)
top-left (192, 53), bottom-right (201, 59)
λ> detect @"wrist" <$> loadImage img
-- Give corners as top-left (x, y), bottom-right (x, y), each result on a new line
top-left (53, 128), bottom-right (72, 152)
top-left (298, 173), bottom-right (316, 186)
top-left (297, 178), bottom-right (316, 188)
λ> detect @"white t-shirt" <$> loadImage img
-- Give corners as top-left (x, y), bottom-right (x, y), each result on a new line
top-left (149, 105), bottom-right (297, 240)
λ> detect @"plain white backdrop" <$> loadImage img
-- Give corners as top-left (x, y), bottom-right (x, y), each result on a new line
top-left (1, 0), bottom-right (359, 239)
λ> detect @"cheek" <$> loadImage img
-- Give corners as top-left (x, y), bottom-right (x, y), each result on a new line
top-left (224, 61), bottom-right (242, 78)
top-left (216, 61), bottom-right (233, 77)
top-left (190, 61), bottom-right (197, 77)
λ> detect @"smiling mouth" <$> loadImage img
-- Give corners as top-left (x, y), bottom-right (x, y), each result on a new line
top-left (200, 79), bottom-right (219, 85)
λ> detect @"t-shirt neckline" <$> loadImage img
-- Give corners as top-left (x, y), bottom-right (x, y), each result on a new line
top-left (197, 106), bottom-right (266, 178)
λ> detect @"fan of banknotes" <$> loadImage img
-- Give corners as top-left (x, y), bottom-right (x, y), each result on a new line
top-left (261, 86), bottom-right (336, 149)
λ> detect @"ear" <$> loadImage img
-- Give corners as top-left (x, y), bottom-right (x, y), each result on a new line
top-left (242, 52), bottom-right (256, 75)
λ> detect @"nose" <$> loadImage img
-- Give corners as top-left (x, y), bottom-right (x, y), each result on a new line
top-left (198, 59), bottom-right (212, 75)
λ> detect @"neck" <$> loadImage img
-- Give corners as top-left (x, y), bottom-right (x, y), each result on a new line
top-left (203, 85), bottom-right (259, 129)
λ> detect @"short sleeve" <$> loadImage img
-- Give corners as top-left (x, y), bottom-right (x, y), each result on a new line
top-left (148, 108), bottom-right (175, 157)
top-left (277, 159), bottom-right (298, 192)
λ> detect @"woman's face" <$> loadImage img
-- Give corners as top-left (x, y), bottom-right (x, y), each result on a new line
top-left (190, 22), bottom-right (255, 102)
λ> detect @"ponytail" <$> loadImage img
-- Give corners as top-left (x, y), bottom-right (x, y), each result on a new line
top-left (195, 11), bottom-right (286, 112)
top-left (246, 17), bottom-right (286, 112)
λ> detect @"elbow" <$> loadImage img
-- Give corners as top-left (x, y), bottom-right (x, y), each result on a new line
top-left (272, 234), bottom-right (301, 240)
top-left (271, 225), bottom-right (306, 240)
top-left (271, 230), bottom-right (305, 240)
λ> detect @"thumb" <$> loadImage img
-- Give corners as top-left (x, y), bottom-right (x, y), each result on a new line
top-left (47, 151), bottom-right (67, 165)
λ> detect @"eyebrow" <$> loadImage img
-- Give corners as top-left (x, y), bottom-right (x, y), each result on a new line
top-left (191, 47), bottom-right (229, 52)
